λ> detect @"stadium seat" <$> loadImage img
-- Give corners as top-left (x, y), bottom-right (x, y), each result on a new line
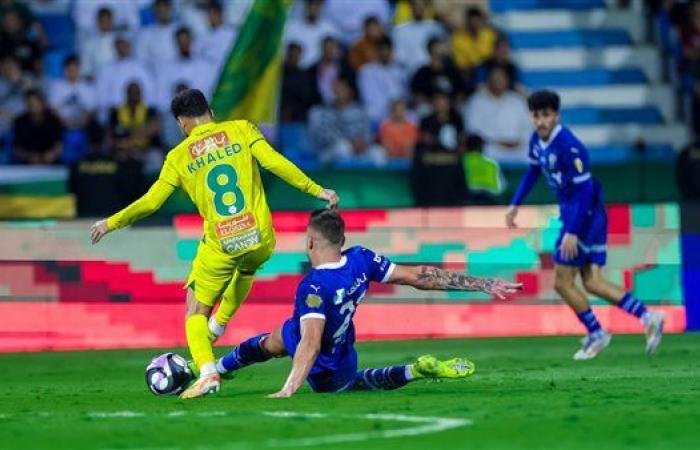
top-left (43, 48), bottom-right (70, 79)
top-left (37, 13), bottom-right (75, 51)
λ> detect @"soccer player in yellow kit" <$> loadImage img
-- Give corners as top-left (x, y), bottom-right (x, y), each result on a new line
top-left (90, 89), bottom-right (338, 399)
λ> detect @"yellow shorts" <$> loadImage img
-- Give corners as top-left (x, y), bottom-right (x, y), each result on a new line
top-left (186, 235), bottom-right (275, 307)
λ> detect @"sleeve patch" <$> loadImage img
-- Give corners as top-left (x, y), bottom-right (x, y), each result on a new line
top-left (305, 294), bottom-right (323, 308)
top-left (574, 158), bottom-right (584, 173)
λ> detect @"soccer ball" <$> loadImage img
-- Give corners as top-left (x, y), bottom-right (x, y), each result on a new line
top-left (145, 352), bottom-right (193, 396)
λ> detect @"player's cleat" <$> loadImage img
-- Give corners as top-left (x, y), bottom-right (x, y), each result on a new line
top-left (187, 360), bottom-right (235, 381)
top-left (179, 373), bottom-right (221, 399)
top-left (412, 354), bottom-right (476, 379)
top-left (573, 331), bottom-right (611, 360)
top-left (644, 311), bottom-right (665, 356)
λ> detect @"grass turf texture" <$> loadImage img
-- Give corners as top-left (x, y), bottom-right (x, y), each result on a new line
top-left (1, 334), bottom-right (699, 450)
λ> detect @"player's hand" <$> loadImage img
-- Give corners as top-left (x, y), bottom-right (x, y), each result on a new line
top-left (90, 219), bottom-right (110, 245)
top-left (484, 279), bottom-right (524, 300)
top-left (505, 206), bottom-right (519, 229)
top-left (318, 188), bottom-right (339, 209)
top-left (560, 233), bottom-right (579, 261)
top-left (267, 388), bottom-right (295, 399)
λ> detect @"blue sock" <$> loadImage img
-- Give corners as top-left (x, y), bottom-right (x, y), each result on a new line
top-left (351, 366), bottom-right (411, 391)
top-left (216, 333), bottom-right (270, 373)
top-left (617, 292), bottom-right (648, 319)
top-left (576, 308), bottom-right (603, 334)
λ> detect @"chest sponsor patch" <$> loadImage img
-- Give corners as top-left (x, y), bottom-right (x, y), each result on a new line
top-left (215, 213), bottom-right (256, 239)
top-left (305, 294), bottom-right (323, 308)
top-left (221, 228), bottom-right (261, 254)
top-left (188, 131), bottom-right (230, 159)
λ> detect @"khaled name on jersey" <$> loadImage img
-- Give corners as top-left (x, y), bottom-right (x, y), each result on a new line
top-left (187, 131), bottom-right (242, 174)
top-left (215, 212), bottom-right (261, 253)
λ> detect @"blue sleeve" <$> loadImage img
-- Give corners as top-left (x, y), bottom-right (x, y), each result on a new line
top-left (294, 280), bottom-right (331, 320)
top-left (561, 138), bottom-right (594, 235)
top-left (357, 247), bottom-right (395, 283)
top-left (510, 164), bottom-right (541, 206)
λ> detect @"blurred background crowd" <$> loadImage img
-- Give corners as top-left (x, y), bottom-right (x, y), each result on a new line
top-left (1, 0), bottom-right (699, 212)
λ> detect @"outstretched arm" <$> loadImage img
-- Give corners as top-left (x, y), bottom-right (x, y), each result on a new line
top-left (388, 264), bottom-right (522, 300)
top-left (90, 179), bottom-right (176, 244)
top-left (268, 317), bottom-right (325, 398)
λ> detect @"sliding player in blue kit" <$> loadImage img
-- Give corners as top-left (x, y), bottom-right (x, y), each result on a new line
top-left (199, 209), bottom-right (522, 398)
top-left (505, 90), bottom-right (665, 360)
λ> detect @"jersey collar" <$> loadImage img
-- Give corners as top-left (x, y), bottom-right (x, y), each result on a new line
top-left (538, 124), bottom-right (562, 150)
top-left (314, 256), bottom-right (347, 270)
top-left (191, 121), bottom-right (217, 136)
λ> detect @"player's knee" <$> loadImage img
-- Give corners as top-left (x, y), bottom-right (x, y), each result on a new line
top-left (582, 277), bottom-right (603, 296)
top-left (554, 274), bottom-right (574, 294)
top-left (260, 334), bottom-right (286, 358)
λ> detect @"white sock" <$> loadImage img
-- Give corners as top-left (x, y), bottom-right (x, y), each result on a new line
top-left (640, 311), bottom-right (652, 326)
top-left (200, 362), bottom-right (217, 378)
top-left (208, 316), bottom-right (226, 338)
top-left (405, 365), bottom-right (415, 381)
top-left (215, 359), bottom-right (227, 375)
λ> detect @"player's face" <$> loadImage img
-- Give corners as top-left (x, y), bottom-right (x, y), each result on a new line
top-left (531, 108), bottom-right (559, 141)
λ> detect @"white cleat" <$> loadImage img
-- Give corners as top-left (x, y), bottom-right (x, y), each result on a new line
top-left (644, 311), bottom-right (665, 356)
top-left (573, 331), bottom-right (612, 361)
top-left (180, 373), bottom-right (221, 399)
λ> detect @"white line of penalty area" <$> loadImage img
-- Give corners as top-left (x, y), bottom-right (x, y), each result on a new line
top-left (73, 410), bottom-right (471, 449)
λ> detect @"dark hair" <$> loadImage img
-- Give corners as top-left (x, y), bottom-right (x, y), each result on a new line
top-left (207, 0), bottom-right (223, 13)
top-left (466, 6), bottom-right (484, 18)
top-left (154, 0), bottom-right (172, 7)
top-left (63, 54), bottom-right (79, 67)
top-left (527, 90), bottom-right (560, 112)
top-left (309, 209), bottom-right (345, 246)
top-left (287, 41), bottom-right (302, 52)
top-left (488, 63), bottom-right (509, 80)
top-left (175, 26), bottom-right (192, 38)
top-left (363, 15), bottom-right (380, 28)
top-left (377, 35), bottom-right (393, 48)
top-left (25, 88), bottom-right (45, 102)
top-left (170, 89), bottom-right (210, 118)
top-left (97, 7), bottom-right (113, 18)
top-left (426, 36), bottom-right (442, 53)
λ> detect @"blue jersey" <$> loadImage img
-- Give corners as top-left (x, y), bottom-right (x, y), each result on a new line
top-left (283, 246), bottom-right (394, 372)
top-left (527, 124), bottom-right (603, 208)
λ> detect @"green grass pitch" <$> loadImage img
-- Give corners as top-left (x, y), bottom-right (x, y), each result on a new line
top-left (2, 334), bottom-right (699, 450)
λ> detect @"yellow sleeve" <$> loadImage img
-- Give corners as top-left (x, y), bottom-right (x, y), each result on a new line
top-left (106, 179), bottom-right (176, 231)
top-left (245, 121), bottom-right (323, 197)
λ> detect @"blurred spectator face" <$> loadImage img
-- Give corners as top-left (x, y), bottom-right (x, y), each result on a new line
top-left (26, 92), bottom-right (46, 116)
top-left (333, 79), bottom-right (354, 105)
top-left (154, 0), bottom-right (173, 25)
top-left (176, 29), bottom-right (193, 56)
top-left (207, 4), bottom-right (223, 27)
top-left (321, 37), bottom-right (340, 62)
top-left (487, 67), bottom-right (509, 97)
top-left (493, 39), bottom-right (511, 62)
top-left (377, 40), bottom-right (393, 64)
top-left (364, 17), bottom-right (383, 41)
top-left (411, 0), bottom-right (427, 21)
top-left (115, 38), bottom-right (132, 58)
top-left (126, 82), bottom-right (142, 105)
top-left (428, 38), bottom-right (446, 61)
top-left (466, 9), bottom-right (486, 34)
top-left (531, 108), bottom-right (559, 141)
top-left (97, 8), bottom-right (114, 32)
top-left (389, 99), bottom-right (407, 121)
top-left (0, 56), bottom-right (21, 80)
top-left (432, 92), bottom-right (451, 116)
top-left (285, 43), bottom-right (302, 67)
top-left (305, 0), bottom-right (322, 22)
top-left (2, 10), bottom-right (24, 36)
top-left (64, 59), bottom-right (80, 82)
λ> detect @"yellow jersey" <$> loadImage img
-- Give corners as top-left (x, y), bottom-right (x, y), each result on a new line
top-left (107, 120), bottom-right (323, 257)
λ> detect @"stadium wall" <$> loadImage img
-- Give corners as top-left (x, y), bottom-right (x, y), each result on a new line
top-left (0, 204), bottom-right (685, 353)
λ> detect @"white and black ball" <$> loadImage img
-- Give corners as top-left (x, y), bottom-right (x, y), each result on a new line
top-left (145, 352), bottom-right (193, 396)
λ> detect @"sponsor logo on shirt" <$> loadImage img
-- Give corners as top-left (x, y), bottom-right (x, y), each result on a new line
top-left (215, 213), bottom-right (256, 239)
top-left (574, 158), bottom-right (584, 173)
top-left (221, 228), bottom-right (261, 254)
top-left (188, 131), bottom-right (230, 159)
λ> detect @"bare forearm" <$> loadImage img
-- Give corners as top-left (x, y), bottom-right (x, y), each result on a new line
top-left (281, 343), bottom-right (319, 394)
top-left (414, 266), bottom-right (499, 292)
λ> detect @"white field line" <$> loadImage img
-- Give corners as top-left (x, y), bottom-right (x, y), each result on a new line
top-left (10, 409), bottom-right (471, 449)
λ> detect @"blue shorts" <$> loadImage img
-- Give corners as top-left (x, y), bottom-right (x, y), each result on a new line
top-left (281, 319), bottom-right (358, 393)
top-left (554, 207), bottom-right (608, 267)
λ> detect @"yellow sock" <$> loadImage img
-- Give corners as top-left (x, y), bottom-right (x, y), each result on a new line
top-left (214, 271), bottom-right (255, 326)
top-left (185, 314), bottom-right (215, 370)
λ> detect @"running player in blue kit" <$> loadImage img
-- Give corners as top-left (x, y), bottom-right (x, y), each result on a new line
top-left (505, 90), bottom-right (665, 360)
top-left (205, 209), bottom-right (522, 398)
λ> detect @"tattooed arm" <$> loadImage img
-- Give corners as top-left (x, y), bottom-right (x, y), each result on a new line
top-left (388, 265), bottom-right (523, 299)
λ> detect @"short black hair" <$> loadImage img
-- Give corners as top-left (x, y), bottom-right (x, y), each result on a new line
top-left (97, 6), bottom-right (113, 18)
top-left (207, 0), bottom-right (223, 13)
top-left (25, 88), bottom-right (45, 102)
top-left (377, 35), bottom-right (392, 48)
top-left (63, 54), bottom-right (79, 67)
top-left (466, 6), bottom-right (484, 18)
top-left (170, 89), bottom-right (210, 118)
top-left (426, 36), bottom-right (442, 53)
top-left (363, 15), bottom-right (380, 28)
top-left (309, 209), bottom-right (345, 246)
top-left (175, 26), bottom-right (192, 38)
top-left (527, 90), bottom-right (560, 112)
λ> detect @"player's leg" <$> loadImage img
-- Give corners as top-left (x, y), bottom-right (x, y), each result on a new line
top-left (554, 263), bottom-right (611, 360)
top-left (215, 324), bottom-right (287, 376)
top-left (209, 241), bottom-right (275, 340)
top-left (581, 264), bottom-right (665, 355)
top-left (181, 288), bottom-right (221, 399)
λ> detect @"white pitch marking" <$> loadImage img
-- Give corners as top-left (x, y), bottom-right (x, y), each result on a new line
top-left (87, 411), bottom-right (145, 418)
top-left (167, 411), bottom-right (186, 417)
